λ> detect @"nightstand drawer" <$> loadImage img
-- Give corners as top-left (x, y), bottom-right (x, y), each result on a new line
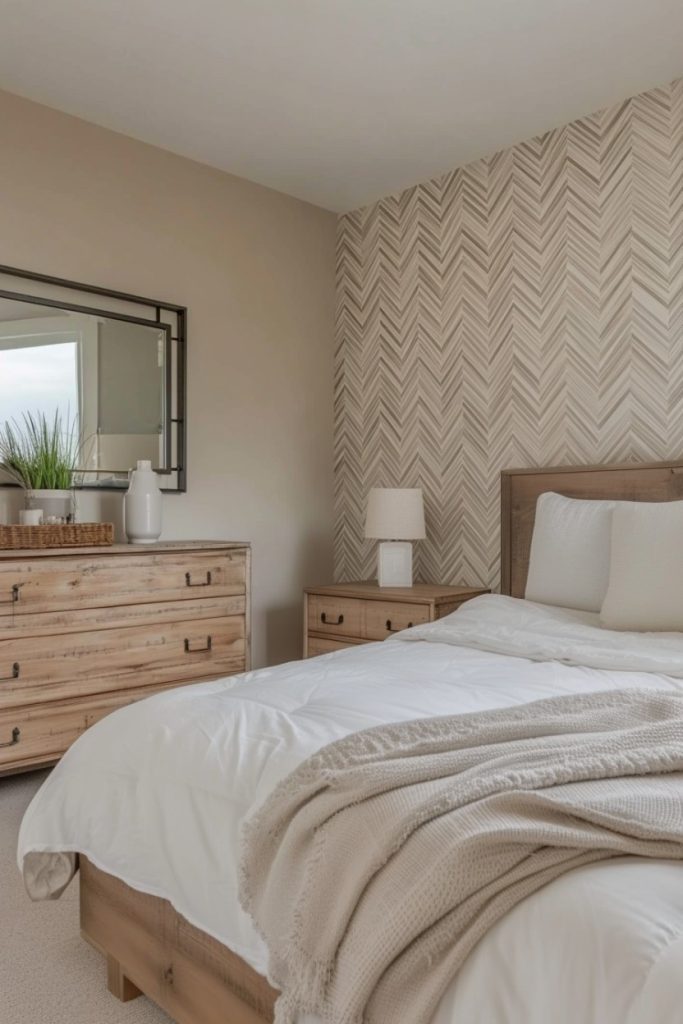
top-left (364, 601), bottom-right (430, 640)
top-left (307, 595), bottom-right (362, 638)
top-left (304, 582), bottom-right (489, 658)
top-left (307, 636), bottom-right (363, 656)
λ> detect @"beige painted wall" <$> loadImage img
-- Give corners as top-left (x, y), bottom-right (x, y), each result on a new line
top-left (0, 89), bottom-right (337, 667)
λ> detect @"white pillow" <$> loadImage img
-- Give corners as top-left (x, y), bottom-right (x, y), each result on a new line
top-left (600, 501), bottom-right (683, 631)
top-left (525, 492), bottom-right (618, 612)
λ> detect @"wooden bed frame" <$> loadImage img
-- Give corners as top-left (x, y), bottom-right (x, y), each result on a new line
top-left (80, 857), bottom-right (276, 1023)
top-left (80, 458), bottom-right (683, 1023)
top-left (501, 458), bottom-right (683, 596)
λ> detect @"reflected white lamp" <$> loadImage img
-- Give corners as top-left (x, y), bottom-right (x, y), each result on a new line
top-left (365, 488), bottom-right (426, 587)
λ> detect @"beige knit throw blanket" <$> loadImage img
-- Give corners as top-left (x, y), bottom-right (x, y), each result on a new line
top-left (240, 689), bottom-right (683, 1024)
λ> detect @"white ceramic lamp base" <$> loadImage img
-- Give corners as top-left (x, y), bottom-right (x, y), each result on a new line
top-left (377, 541), bottom-right (413, 587)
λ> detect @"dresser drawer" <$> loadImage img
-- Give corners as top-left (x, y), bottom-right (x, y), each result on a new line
top-left (0, 615), bottom-right (245, 709)
top-left (363, 601), bottom-right (430, 640)
top-left (0, 549), bottom-right (246, 619)
top-left (307, 595), bottom-right (363, 638)
top-left (0, 594), bottom-right (245, 640)
top-left (0, 682), bottom-right (183, 772)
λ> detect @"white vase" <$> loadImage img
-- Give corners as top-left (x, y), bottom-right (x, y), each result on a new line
top-left (26, 489), bottom-right (74, 524)
top-left (124, 460), bottom-right (162, 544)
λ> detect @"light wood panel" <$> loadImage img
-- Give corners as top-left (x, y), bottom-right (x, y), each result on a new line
top-left (500, 459), bottom-right (683, 598)
top-left (0, 594), bottom-right (245, 640)
top-left (0, 541), bottom-right (249, 560)
top-left (0, 549), bottom-right (246, 619)
top-left (80, 859), bottom-right (277, 1024)
top-left (0, 615), bottom-right (245, 708)
top-left (0, 680), bottom-right (191, 773)
top-left (0, 541), bottom-right (250, 773)
top-left (364, 600), bottom-right (430, 640)
top-left (306, 636), bottom-right (364, 656)
top-left (306, 595), bottom-right (363, 639)
top-left (304, 582), bottom-right (488, 656)
top-left (307, 582), bottom-right (484, 603)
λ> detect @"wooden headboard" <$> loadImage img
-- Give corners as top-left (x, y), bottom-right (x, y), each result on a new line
top-left (500, 459), bottom-right (683, 597)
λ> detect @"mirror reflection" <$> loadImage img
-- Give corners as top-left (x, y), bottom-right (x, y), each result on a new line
top-left (0, 297), bottom-right (168, 486)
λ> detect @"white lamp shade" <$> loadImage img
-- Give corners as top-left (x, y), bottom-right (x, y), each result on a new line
top-left (365, 488), bottom-right (426, 540)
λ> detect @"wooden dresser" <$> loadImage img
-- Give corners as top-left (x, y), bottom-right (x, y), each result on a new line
top-left (0, 540), bottom-right (250, 775)
top-left (304, 581), bottom-right (488, 657)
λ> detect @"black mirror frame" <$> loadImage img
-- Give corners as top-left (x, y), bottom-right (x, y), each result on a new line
top-left (0, 264), bottom-right (186, 493)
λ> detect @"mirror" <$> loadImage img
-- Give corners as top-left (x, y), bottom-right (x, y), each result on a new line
top-left (0, 266), bottom-right (185, 491)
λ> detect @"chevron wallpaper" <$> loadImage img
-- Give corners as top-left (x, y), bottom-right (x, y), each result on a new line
top-left (334, 77), bottom-right (683, 589)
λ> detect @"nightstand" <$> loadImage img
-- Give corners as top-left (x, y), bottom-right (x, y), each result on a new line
top-left (303, 581), bottom-right (488, 657)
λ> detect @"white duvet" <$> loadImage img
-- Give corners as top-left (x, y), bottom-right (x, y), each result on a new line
top-left (18, 595), bottom-right (683, 1024)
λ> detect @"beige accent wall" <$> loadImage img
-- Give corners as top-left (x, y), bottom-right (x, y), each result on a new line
top-left (0, 89), bottom-right (337, 667)
top-left (335, 77), bottom-right (683, 591)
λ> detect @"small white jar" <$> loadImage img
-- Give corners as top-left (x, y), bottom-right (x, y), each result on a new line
top-left (124, 460), bottom-right (162, 544)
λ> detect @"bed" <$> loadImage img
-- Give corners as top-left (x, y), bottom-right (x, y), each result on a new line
top-left (17, 460), bottom-right (683, 1024)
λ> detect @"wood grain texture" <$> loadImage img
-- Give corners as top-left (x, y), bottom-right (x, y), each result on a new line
top-left (0, 541), bottom-right (250, 772)
top-left (500, 459), bottom-right (683, 597)
top-left (0, 541), bottom-right (249, 560)
top-left (0, 679), bottom-right (198, 774)
top-left (107, 954), bottom-right (143, 1002)
top-left (0, 615), bottom-right (245, 708)
top-left (306, 595), bottom-right (363, 639)
top-left (306, 636), bottom-right (365, 656)
top-left (0, 594), bottom-right (246, 641)
top-left (305, 582), bottom-right (484, 604)
top-left (0, 549), bottom-right (246, 618)
top-left (80, 858), bottom-right (277, 1024)
top-left (364, 600), bottom-right (430, 639)
top-left (304, 582), bottom-right (488, 657)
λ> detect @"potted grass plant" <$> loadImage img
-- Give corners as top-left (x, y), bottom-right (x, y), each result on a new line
top-left (0, 411), bottom-right (81, 523)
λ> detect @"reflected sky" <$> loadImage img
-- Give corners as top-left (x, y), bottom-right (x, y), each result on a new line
top-left (0, 342), bottom-right (78, 430)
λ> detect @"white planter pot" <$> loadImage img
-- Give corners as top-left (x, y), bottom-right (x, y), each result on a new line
top-left (124, 460), bottom-right (162, 544)
top-left (26, 489), bottom-right (74, 524)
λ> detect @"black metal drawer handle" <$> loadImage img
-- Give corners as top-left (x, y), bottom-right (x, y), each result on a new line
top-left (2, 585), bottom-right (21, 605)
top-left (386, 619), bottom-right (412, 633)
top-left (0, 662), bottom-right (19, 682)
top-left (321, 612), bottom-right (344, 626)
top-left (0, 726), bottom-right (20, 749)
top-left (185, 571), bottom-right (212, 587)
top-left (184, 636), bottom-right (212, 653)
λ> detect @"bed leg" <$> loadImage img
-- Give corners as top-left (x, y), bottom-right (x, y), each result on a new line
top-left (107, 954), bottom-right (142, 1002)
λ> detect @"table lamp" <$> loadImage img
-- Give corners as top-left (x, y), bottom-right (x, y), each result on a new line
top-left (365, 487), bottom-right (426, 587)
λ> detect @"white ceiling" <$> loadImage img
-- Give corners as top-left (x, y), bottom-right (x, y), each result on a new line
top-left (0, 0), bottom-right (682, 212)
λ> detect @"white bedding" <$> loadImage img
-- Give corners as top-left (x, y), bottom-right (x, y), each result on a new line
top-left (18, 595), bottom-right (683, 1024)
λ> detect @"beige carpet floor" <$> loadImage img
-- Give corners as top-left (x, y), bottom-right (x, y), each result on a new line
top-left (1, 769), bottom-right (172, 1024)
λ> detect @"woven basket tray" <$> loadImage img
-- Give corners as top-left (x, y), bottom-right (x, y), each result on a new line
top-left (0, 522), bottom-right (115, 550)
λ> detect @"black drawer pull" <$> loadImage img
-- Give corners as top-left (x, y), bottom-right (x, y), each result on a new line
top-left (184, 636), bottom-right (212, 653)
top-left (0, 662), bottom-right (19, 682)
top-left (185, 571), bottom-right (212, 587)
top-left (0, 726), bottom-right (20, 749)
top-left (321, 612), bottom-right (344, 626)
top-left (2, 584), bottom-right (21, 605)
top-left (386, 619), bottom-right (412, 633)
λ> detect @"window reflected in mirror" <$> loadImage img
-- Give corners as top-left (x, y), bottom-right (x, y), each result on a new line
top-left (0, 297), bottom-right (169, 487)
